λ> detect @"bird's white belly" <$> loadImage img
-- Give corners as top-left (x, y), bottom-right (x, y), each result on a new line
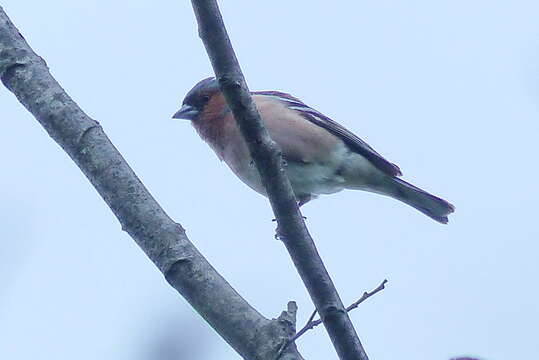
top-left (285, 162), bottom-right (346, 195)
top-left (227, 161), bottom-right (346, 198)
top-left (224, 143), bottom-right (350, 198)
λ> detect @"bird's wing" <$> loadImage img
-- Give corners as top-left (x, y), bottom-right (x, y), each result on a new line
top-left (253, 91), bottom-right (402, 176)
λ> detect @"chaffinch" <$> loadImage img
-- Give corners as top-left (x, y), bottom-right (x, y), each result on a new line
top-left (173, 77), bottom-right (454, 223)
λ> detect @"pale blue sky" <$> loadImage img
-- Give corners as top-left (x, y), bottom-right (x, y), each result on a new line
top-left (1, 1), bottom-right (538, 359)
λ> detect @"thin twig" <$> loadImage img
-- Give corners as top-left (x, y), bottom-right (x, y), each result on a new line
top-left (277, 279), bottom-right (388, 359)
top-left (345, 279), bottom-right (388, 313)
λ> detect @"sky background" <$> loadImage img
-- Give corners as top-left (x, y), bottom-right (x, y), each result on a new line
top-left (1, 1), bottom-right (538, 359)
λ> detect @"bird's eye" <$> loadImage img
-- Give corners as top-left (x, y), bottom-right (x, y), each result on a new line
top-left (202, 95), bottom-right (210, 102)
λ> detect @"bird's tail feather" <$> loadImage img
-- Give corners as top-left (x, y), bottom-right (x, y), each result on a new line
top-left (381, 177), bottom-right (455, 224)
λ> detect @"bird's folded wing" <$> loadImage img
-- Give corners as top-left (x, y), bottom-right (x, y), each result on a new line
top-left (253, 91), bottom-right (402, 177)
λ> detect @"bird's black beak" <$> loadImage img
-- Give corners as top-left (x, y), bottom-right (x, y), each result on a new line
top-left (172, 104), bottom-right (199, 120)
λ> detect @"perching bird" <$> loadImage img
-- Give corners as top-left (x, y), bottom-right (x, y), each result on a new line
top-left (173, 77), bottom-right (454, 223)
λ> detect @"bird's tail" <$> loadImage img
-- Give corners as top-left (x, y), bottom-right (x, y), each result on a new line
top-left (380, 177), bottom-right (455, 224)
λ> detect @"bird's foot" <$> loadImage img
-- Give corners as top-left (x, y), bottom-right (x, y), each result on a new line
top-left (274, 225), bottom-right (284, 241)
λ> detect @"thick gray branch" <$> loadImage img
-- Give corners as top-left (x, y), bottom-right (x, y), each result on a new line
top-left (0, 7), bottom-right (303, 360)
top-left (190, 1), bottom-right (369, 360)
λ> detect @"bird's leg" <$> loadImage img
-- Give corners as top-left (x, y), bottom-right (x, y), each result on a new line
top-left (298, 194), bottom-right (313, 207)
top-left (273, 195), bottom-right (312, 240)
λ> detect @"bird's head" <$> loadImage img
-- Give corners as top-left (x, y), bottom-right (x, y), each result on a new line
top-left (172, 77), bottom-right (221, 121)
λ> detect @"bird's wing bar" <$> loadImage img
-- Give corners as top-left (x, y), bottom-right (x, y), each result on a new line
top-left (253, 91), bottom-right (402, 177)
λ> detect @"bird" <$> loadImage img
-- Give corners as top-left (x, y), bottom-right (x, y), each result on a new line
top-left (173, 77), bottom-right (454, 223)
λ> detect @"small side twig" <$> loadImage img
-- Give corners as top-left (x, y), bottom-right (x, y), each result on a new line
top-left (344, 279), bottom-right (388, 313)
top-left (277, 279), bottom-right (388, 359)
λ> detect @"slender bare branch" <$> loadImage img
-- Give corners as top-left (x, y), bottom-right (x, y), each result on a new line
top-left (345, 279), bottom-right (388, 313)
top-left (0, 7), bottom-right (304, 360)
top-left (278, 280), bottom-right (388, 358)
top-left (190, 1), bottom-right (369, 359)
